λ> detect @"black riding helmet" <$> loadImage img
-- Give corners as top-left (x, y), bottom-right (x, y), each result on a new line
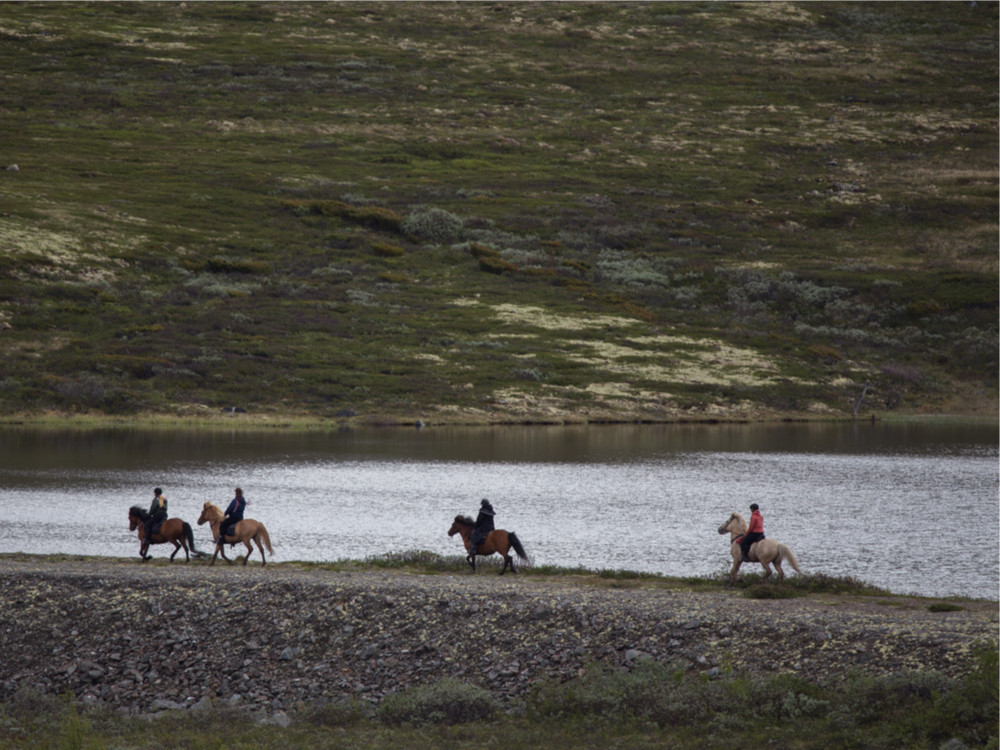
top-left (749, 503), bottom-right (759, 511)
top-left (479, 499), bottom-right (495, 516)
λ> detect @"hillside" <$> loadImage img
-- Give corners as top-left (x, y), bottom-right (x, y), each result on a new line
top-left (1, 2), bottom-right (996, 425)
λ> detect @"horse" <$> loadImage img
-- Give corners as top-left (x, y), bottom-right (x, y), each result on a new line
top-left (128, 506), bottom-right (196, 562)
top-left (197, 502), bottom-right (273, 566)
top-left (717, 512), bottom-right (801, 586)
top-left (448, 515), bottom-right (528, 575)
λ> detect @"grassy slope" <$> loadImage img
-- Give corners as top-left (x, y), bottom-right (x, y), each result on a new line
top-left (0, 2), bottom-right (996, 425)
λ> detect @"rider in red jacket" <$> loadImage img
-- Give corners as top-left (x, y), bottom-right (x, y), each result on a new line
top-left (740, 503), bottom-right (765, 562)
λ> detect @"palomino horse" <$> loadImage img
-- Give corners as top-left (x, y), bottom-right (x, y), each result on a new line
top-left (448, 515), bottom-right (529, 575)
top-left (128, 506), bottom-right (196, 562)
top-left (718, 512), bottom-right (801, 586)
top-left (197, 502), bottom-right (273, 566)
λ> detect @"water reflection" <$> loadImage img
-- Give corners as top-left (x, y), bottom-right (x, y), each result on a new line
top-left (1, 422), bottom-right (996, 599)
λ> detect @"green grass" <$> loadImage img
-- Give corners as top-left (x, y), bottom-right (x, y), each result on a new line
top-left (0, 2), bottom-right (995, 424)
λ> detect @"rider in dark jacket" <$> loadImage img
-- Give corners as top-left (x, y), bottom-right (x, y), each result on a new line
top-left (217, 487), bottom-right (246, 546)
top-left (468, 499), bottom-right (495, 556)
top-left (144, 487), bottom-right (168, 547)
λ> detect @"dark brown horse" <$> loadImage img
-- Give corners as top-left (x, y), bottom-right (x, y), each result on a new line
top-left (128, 506), bottom-right (196, 562)
top-left (197, 502), bottom-right (273, 566)
top-left (448, 515), bottom-right (528, 574)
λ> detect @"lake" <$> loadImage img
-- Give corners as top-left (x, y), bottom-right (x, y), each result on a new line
top-left (0, 421), bottom-right (996, 600)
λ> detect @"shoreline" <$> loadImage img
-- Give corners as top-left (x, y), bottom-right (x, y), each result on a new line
top-left (0, 556), bottom-right (996, 717)
top-left (1, 409), bottom-right (997, 432)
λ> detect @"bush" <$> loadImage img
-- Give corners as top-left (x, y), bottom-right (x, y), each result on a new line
top-left (371, 241), bottom-right (404, 258)
top-left (375, 679), bottom-right (499, 726)
top-left (401, 207), bottom-right (464, 244)
top-left (281, 199), bottom-right (403, 231)
top-left (479, 255), bottom-right (518, 275)
top-left (298, 698), bottom-right (370, 727)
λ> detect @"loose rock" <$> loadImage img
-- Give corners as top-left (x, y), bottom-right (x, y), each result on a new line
top-left (0, 558), bottom-right (995, 716)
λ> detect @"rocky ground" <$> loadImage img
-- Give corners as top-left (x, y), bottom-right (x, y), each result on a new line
top-left (0, 556), bottom-right (996, 721)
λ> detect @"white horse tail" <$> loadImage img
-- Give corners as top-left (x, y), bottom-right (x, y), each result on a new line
top-left (779, 544), bottom-right (802, 574)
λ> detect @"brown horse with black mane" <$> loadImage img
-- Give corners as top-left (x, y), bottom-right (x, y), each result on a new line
top-left (197, 501), bottom-right (273, 566)
top-left (448, 515), bottom-right (529, 574)
top-left (128, 506), bottom-right (196, 562)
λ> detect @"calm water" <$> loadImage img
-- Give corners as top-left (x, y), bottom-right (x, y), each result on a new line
top-left (0, 422), bottom-right (996, 599)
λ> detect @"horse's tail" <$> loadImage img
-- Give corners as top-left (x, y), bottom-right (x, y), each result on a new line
top-left (183, 522), bottom-right (196, 554)
top-left (779, 544), bottom-right (802, 574)
top-left (508, 531), bottom-right (528, 561)
top-left (257, 524), bottom-right (274, 557)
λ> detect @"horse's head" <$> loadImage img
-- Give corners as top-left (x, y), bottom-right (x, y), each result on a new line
top-left (197, 502), bottom-right (220, 526)
top-left (128, 506), bottom-right (146, 531)
top-left (718, 512), bottom-right (746, 536)
top-left (448, 515), bottom-right (473, 537)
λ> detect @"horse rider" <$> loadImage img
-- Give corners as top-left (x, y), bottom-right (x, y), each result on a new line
top-left (468, 499), bottom-right (496, 556)
top-left (216, 487), bottom-right (246, 547)
top-left (144, 487), bottom-right (168, 546)
top-left (740, 502), bottom-right (765, 562)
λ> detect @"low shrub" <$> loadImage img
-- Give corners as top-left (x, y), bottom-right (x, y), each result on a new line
top-left (401, 207), bottom-right (464, 244)
top-left (375, 679), bottom-right (499, 726)
top-left (282, 199), bottom-right (403, 231)
top-left (479, 256), bottom-right (518, 275)
top-left (298, 698), bottom-right (371, 727)
top-left (743, 583), bottom-right (801, 599)
top-left (371, 241), bottom-right (405, 258)
top-left (205, 257), bottom-right (271, 275)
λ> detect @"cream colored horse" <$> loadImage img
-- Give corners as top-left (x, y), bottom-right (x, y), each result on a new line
top-left (718, 512), bottom-right (801, 586)
top-left (197, 502), bottom-right (273, 566)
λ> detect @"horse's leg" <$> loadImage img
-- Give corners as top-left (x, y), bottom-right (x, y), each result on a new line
top-left (169, 541), bottom-right (181, 562)
top-left (253, 537), bottom-right (266, 566)
top-left (210, 536), bottom-right (221, 566)
top-left (242, 539), bottom-right (253, 566)
top-left (759, 560), bottom-right (773, 582)
top-left (729, 559), bottom-right (741, 586)
top-left (728, 545), bottom-right (741, 586)
top-left (216, 534), bottom-right (231, 562)
top-left (774, 560), bottom-right (784, 583)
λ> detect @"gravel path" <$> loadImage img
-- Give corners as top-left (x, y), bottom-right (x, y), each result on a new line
top-left (1, 556), bottom-right (995, 717)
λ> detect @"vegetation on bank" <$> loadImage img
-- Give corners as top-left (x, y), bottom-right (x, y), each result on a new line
top-left (4, 549), bottom-right (990, 606)
top-left (0, 2), bottom-right (996, 424)
top-left (1, 644), bottom-right (995, 749)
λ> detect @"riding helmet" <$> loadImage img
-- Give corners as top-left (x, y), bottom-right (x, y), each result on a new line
top-left (749, 503), bottom-right (759, 511)
top-left (480, 499), bottom-right (495, 516)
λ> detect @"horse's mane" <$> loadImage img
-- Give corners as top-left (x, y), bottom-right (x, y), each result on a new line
top-left (203, 502), bottom-right (221, 512)
top-left (454, 515), bottom-right (474, 526)
top-left (129, 505), bottom-right (149, 520)
top-left (730, 512), bottom-right (747, 531)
